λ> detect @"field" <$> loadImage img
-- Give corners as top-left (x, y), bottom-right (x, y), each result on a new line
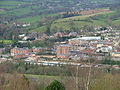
top-left (0, 0), bottom-right (120, 33)
top-left (27, 10), bottom-right (120, 32)
top-left (50, 11), bottom-right (118, 31)
top-left (0, 40), bottom-right (13, 44)
top-left (17, 14), bottom-right (58, 23)
top-left (24, 73), bottom-right (120, 90)
top-left (0, 1), bottom-right (26, 5)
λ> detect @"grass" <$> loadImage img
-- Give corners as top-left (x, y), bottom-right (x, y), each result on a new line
top-left (0, 7), bottom-right (32, 16)
top-left (0, 6), bottom-right (18, 9)
top-left (31, 26), bottom-right (47, 32)
top-left (0, 1), bottom-right (27, 5)
top-left (54, 11), bottom-right (114, 23)
top-left (17, 15), bottom-right (42, 23)
top-left (0, 40), bottom-right (13, 44)
top-left (17, 9), bottom-right (120, 33)
top-left (25, 74), bottom-right (60, 80)
top-left (16, 14), bottom-right (59, 32)
top-left (0, 0), bottom-right (120, 33)
top-left (24, 73), bottom-right (120, 90)
top-left (112, 18), bottom-right (120, 25)
top-left (50, 11), bottom-right (120, 31)
top-left (27, 10), bottom-right (120, 32)
top-left (17, 14), bottom-right (59, 23)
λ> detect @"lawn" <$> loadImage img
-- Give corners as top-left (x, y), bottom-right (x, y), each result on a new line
top-left (27, 10), bottom-right (119, 32)
top-left (17, 14), bottom-right (59, 23)
top-left (0, 7), bottom-right (32, 16)
top-left (26, 10), bottom-right (120, 32)
top-left (25, 74), bottom-right (60, 80)
top-left (0, 1), bottom-right (27, 5)
top-left (0, 6), bottom-right (18, 9)
top-left (0, 40), bottom-right (13, 44)
top-left (17, 15), bottom-right (42, 23)
top-left (112, 19), bottom-right (120, 25)
top-left (50, 11), bottom-right (118, 31)
top-left (31, 26), bottom-right (47, 32)
top-left (54, 11), bottom-right (114, 23)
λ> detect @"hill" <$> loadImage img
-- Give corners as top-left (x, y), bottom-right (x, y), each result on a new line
top-left (0, 0), bottom-right (120, 22)
top-left (0, 0), bottom-right (120, 33)
top-left (33, 9), bottom-right (120, 32)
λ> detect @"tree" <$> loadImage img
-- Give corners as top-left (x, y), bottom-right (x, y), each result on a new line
top-left (45, 25), bottom-right (51, 36)
top-left (83, 25), bottom-right (94, 32)
top-left (45, 80), bottom-right (65, 90)
top-left (101, 36), bottom-right (105, 40)
top-left (9, 74), bottom-right (31, 90)
top-left (0, 66), bottom-right (5, 87)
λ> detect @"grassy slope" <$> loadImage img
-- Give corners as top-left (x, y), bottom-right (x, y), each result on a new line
top-left (0, 1), bottom-right (26, 5)
top-left (1, 7), bottom-right (31, 16)
top-left (29, 10), bottom-right (120, 32)
top-left (17, 14), bottom-right (58, 23)
top-left (54, 11), bottom-right (113, 22)
top-left (0, 1), bottom-right (29, 15)
top-left (25, 73), bottom-right (120, 90)
top-left (0, 0), bottom-right (120, 33)
top-left (50, 11), bottom-right (116, 31)
top-left (0, 40), bottom-right (13, 44)
top-left (112, 18), bottom-right (120, 25)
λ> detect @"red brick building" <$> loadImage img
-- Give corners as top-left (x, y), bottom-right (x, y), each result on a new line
top-left (56, 44), bottom-right (70, 59)
top-left (11, 47), bottom-right (31, 59)
top-left (11, 47), bottom-right (43, 59)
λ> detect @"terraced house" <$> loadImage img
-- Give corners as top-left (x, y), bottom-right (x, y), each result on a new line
top-left (11, 47), bottom-right (42, 59)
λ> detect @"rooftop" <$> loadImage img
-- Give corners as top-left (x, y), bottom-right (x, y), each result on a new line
top-left (69, 36), bottom-right (101, 41)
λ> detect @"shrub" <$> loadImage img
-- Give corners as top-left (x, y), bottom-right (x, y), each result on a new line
top-left (45, 80), bottom-right (65, 90)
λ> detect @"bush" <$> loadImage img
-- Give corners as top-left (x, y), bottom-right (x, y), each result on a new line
top-left (45, 80), bottom-right (65, 90)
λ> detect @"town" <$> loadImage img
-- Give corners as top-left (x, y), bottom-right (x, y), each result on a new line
top-left (0, 25), bottom-right (120, 68)
top-left (0, 0), bottom-right (120, 90)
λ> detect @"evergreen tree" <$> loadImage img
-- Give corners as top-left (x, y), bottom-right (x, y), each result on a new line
top-left (45, 80), bottom-right (65, 90)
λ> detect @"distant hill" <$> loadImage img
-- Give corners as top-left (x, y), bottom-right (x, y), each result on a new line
top-left (0, 0), bottom-right (120, 32)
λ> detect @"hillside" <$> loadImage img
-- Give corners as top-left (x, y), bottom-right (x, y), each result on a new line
top-left (32, 9), bottom-right (120, 32)
top-left (0, 0), bottom-right (120, 33)
top-left (0, 0), bottom-right (120, 22)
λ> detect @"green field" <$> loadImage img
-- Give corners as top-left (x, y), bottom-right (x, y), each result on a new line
top-left (25, 74), bottom-right (60, 80)
top-left (0, 1), bottom-right (27, 5)
top-left (0, 6), bottom-right (17, 9)
top-left (0, 40), bottom-right (13, 44)
top-left (54, 11), bottom-right (114, 23)
top-left (112, 18), bottom-right (120, 25)
top-left (24, 73), bottom-right (120, 90)
top-left (0, 0), bottom-right (120, 33)
top-left (17, 13), bottom-right (59, 23)
top-left (27, 10), bottom-right (120, 32)
top-left (1, 7), bottom-right (31, 16)
top-left (50, 11), bottom-right (117, 31)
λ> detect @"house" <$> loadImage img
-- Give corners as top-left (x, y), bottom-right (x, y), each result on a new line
top-left (69, 32), bottom-right (78, 37)
top-left (96, 46), bottom-right (113, 53)
top-left (26, 54), bottom-right (40, 62)
top-left (11, 47), bottom-right (43, 59)
top-left (0, 48), bottom-right (5, 54)
top-left (116, 47), bottom-right (120, 52)
top-left (56, 44), bottom-right (70, 59)
top-left (19, 34), bottom-right (26, 38)
top-left (23, 36), bottom-right (30, 41)
top-left (80, 49), bottom-right (95, 55)
top-left (11, 47), bottom-right (31, 59)
top-left (54, 32), bottom-right (66, 38)
top-left (111, 52), bottom-right (120, 58)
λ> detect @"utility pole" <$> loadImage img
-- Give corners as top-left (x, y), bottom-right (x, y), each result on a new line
top-left (86, 48), bottom-right (92, 90)
top-left (86, 60), bottom-right (92, 90)
top-left (75, 65), bottom-right (79, 90)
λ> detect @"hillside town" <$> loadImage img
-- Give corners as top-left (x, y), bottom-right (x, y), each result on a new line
top-left (0, 26), bottom-right (120, 67)
top-left (1, 0), bottom-right (120, 90)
